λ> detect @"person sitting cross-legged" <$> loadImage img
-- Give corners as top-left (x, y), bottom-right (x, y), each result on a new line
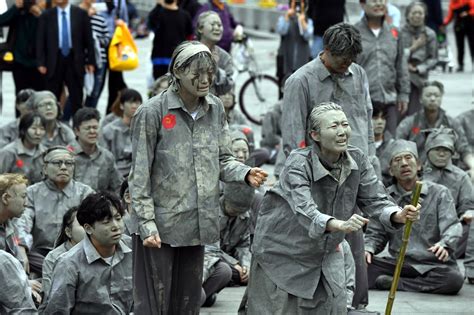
top-left (365, 139), bottom-right (464, 295)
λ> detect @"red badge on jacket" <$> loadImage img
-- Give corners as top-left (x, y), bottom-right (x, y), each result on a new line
top-left (162, 114), bottom-right (176, 129)
top-left (412, 126), bottom-right (420, 135)
top-left (299, 140), bottom-right (306, 148)
top-left (391, 27), bottom-right (398, 39)
top-left (16, 159), bottom-right (24, 168)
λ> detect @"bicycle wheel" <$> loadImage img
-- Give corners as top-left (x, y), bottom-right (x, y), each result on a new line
top-left (239, 74), bottom-right (279, 125)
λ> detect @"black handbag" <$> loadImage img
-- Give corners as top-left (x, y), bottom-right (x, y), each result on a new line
top-left (0, 26), bottom-right (16, 71)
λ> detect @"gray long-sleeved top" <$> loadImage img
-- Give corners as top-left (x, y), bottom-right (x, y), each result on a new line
top-left (457, 109), bottom-right (474, 153)
top-left (129, 89), bottom-right (251, 245)
top-left (16, 179), bottom-right (94, 251)
top-left (71, 144), bottom-right (123, 192)
top-left (219, 207), bottom-right (251, 269)
top-left (41, 236), bottom-right (132, 314)
top-left (281, 56), bottom-right (375, 158)
top-left (0, 139), bottom-right (46, 185)
top-left (42, 121), bottom-right (76, 148)
top-left (210, 46), bottom-right (234, 96)
top-left (0, 120), bottom-right (19, 147)
top-left (0, 250), bottom-right (37, 315)
top-left (396, 109), bottom-right (472, 162)
top-left (399, 24), bottom-right (438, 88)
top-left (423, 161), bottom-right (474, 217)
top-left (365, 181), bottom-right (462, 274)
top-left (0, 220), bottom-right (20, 259)
top-left (252, 145), bottom-right (401, 299)
top-left (355, 16), bottom-right (410, 104)
top-left (100, 118), bottom-right (132, 177)
top-left (41, 241), bottom-right (72, 301)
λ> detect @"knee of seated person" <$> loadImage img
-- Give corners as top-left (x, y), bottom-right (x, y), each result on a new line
top-left (217, 261), bottom-right (233, 283)
top-left (443, 269), bottom-right (464, 295)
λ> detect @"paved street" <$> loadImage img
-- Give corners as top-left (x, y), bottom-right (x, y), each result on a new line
top-left (0, 10), bottom-right (472, 314)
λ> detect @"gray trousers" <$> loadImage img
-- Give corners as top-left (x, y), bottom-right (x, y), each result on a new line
top-left (464, 220), bottom-right (474, 278)
top-left (455, 222), bottom-right (471, 258)
top-left (247, 261), bottom-right (347, 315)
top-left (132, 235), bottom-right (204, 315)
top-left (367, 256), bottom-right (464, 295)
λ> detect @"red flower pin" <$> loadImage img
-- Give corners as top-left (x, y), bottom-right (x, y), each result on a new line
top-left (242, 127), bottom-right (252, 135)
top-left (66, 145), bottom-right (75, 152)
top-left (299, 140), bottom-right (306, 148)
top-left (16, 159), bottom-right (24, 168)
top-left (391, 27), bottom-right (398, 39)
top-left (412, 126), bottom-right (420, 135)
top-left (162, 114), bottom-right (176, 129)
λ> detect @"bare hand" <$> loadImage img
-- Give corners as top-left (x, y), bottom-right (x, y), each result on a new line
top-left (461, 212), bottom-right (473, 224)
top-left (392, 203), bottom-right (420, 224)
top-left (143, 234), bottom-right (161, 248)
top-left (246, 168), bottom-right (268, 188)
top-left (29, 5), bottom-right (42, 17)
top-left (365, 251), bottom-right (373, 264)
top-left (38, 66), bottom-right (47, 75)
top-left (88, 7), bottom-right (97, 16)
top-left (286, 8), bottom-right (295, 19)
top-left (241, 265), bottom-right (249, 283)
top-left (397, 101), bottom-right (408, 115)
top-left (115, 19), bottom-right (125, 27)
top-left (15, 0), bottom-right (24, 8)
top-left (327, 214), bottom-right (369, 233)
top-left (428, 243), bottom-right (449, 262)
top-left (32, 290), bottom-right (42, 305)
top-left (85, 64), bottom-right (95, 73)
top-left (408, 63), bottom-right (418, 73)
top-left (298, 13), bottom-right (306, 23)
top-left (411, 34), bottom-right (427, 51)
top-left (29, 279), bottom-right (42, 293)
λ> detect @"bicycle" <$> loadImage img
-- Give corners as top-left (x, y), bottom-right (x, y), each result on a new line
top-left (231, 35), bottom-right (279, 125)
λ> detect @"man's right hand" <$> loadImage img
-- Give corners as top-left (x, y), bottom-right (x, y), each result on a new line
top-left (365, 251), bottom-right (373, 264)
top-left (38, 66), bottom-right (47, 75)
top-left (143, 233), bottom-right (161, 248)
top-left (326, 214), bottom-right (369, 233)
top-left (15, 0), bottom-right (24, 8)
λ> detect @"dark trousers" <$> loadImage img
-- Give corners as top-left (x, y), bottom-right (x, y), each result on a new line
top-left (464, 220), bottom-right (474, 278)
top-left (106, 69), bottom-right (127, 113)
top-left (12, 63), bottom-right (44, 117)
top-left (407, 83), bottom-right (422, 116)
top-left (132, 235), bottom-right (204, 315)
top-left (45, 52), bottom-right (83, 120)
top-left (27, 248), bottom-right (50, 277)
top-left (367, 256), bottom-right (464, 295)
top-left (201, 261), bottom-right (232, 305)
top-left (455, 222), bottom-right (471, 258)
top-left (454, 17), bottom-right (474, 68)
top-left (153, 65), bottom-right (168, 81)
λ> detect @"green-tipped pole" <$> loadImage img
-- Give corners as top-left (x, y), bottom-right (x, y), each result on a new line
top-left (385, 181), bottom-right (422, 315)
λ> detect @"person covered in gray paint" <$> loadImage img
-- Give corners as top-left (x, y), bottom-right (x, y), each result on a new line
top-left (396, 81), bottom-right (474, 178)
top-left (71, 108), bottom-right (123, 192)
top-left (15, 146), bottom-right (94, 276)
top-left (365, 139), bottom-right (464, 294)
top-left (30, 91), bottom-right (76, 148)
top-left (399, 1), bottom-right (438, 115)
top-left (247, 103), bottom-right (420, 314)
top-left (355, 0), bottom-right (410, 136)
top-left (196, 11), bottom-right (234, 96)
top-left (0, 250), bottom-right (37, 314)
top-left (100, 88), bottom-right (142, 177)
top-left (0, 89), bottom-right (35, 147)
top-left (41, 207), bottom-right (85, 301)
top-left (41, 192), bottom-right (133, 314)
top-left (456, 109), bottom-right (474, 170)
top-left (372, 105), bottom-right (396, 186)
top-left (129, 41), bottom-right (267, 314)
top-left (0, 112), bottom-right (47, 185)
top-left (422, 128), bottom-right (474, 258)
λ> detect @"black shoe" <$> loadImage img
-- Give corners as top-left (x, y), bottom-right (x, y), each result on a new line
top-left (375, 275), bottom-right (393, 290)
top-left (468, 277), bottom-right (474, 284)
top-left (202, 293), bottom-right (217, 307)
top-left (456, 66), bottom-right (464, 72)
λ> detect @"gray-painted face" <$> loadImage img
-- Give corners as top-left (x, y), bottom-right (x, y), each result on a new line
top-left (363, 0), bottom-right (387, 18)
top-left (177, 58), bottom-right (214, 97)
top-left (3, 183), bottom-right (27, 218)
top-left (86, 206), bottom-right (124, 248)
top-left (67, 216), bottom-right (86, 245)
top-left (232, 139), bottom-right (249, 163)
top-left (407, 4), bottom-right (425, 27)
top-left (25, 117), bottom-right (46, 146)
top-left (428, 147), bottom-right (452, 168)
top-left (43, 152), bottom-right (75, 184)
top-left (372, 112), bottom-right (386, 136)
top-left (311, 110), bottom-right (351, 156)
top-left (389, 152), bottom-right (419, 181)
top-left (421, 85), bottom-right (442, 110)
top-left (199, 14), bottom-right (223, 43)
top-left (36, 98), bottom-right (58, 121)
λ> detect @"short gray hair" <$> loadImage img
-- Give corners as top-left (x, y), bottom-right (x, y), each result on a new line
top-left (195, 11), bottom-right (220, 40)
top-left (323, 23), bottom-right (362, 58)
top-left (422, 80), bottom-right (444, 95)
top-left (309, 102), bottom-right (344, 133)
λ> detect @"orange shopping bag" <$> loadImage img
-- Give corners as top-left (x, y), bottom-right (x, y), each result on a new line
top-left (108, 22), bottom-right (139, 71)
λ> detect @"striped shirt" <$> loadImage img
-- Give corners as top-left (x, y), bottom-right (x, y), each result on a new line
top-left (90, 14), bottom-right (110, 65)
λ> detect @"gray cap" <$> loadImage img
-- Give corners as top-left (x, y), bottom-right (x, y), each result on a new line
top-left (223, 182), bottom-right (255, 214)
top-left (230, 130), bottom-right (249, 144)
top-left (389, 139), bottom-right (418, 161)
top-left (425, 128), bottom-right (456, 154)
top-left (32, 91), bottom-right (57, 108)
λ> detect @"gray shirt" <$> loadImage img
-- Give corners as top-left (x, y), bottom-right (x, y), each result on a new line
top-left (71, 144), bottom-right (123, 192)
top-left (0, 220), bottom-right (20, 260)
top-left (41, 236), bottom-right (133, 314)
top-left (355, 16), bottom-right (410, 104)
top-left (16, 179), bottom-right (94, 251)
top-left (423, 162), bottom-right (474, 217)
top-left (0, 139), bottom-right (47, 185)
top-left (0, 120), bottom-right (19, 147)
top-left (0, 250), bottom-right (37, 314)
top-left (211, 46), bottom-right (234, 96)
top-left (100, 118), bottom-right (132, 177)
top-left (457, 109), bottom-right (474, 153)
top-left (365, 181), bottom-right (462, 274)
top-left (129, 89), bottom-right (250, 246)
top-left (252, 145), bottom-right (401, 299)
top-left (219, 207), bottom-right (252, 269)
top-left (42, 121), bottom-right (76, 148)
top-left (281, 56), bottom-right (375, 158)
top-left (41, 242), bottom-right (73, 301)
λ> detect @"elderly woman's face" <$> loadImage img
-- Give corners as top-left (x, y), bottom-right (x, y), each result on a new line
top-left (36, 98), bottom-right (58, 121)
top-left (177, 58), bottom-right (214, 97)
top-left (311, 110), bottom-right (351, 155)
top-left (407, 4), bottom-right (425, 27)
top-left (199, 14), bottom-right (223, 43)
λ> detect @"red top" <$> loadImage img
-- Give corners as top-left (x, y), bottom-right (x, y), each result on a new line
top-left (444, 0), bottom-right (474, 25)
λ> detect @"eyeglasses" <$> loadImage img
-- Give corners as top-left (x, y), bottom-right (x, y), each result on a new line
top-left (36, 101), bottom-right (56, 109)
top-left (45, 160), bottom-right (75, 167)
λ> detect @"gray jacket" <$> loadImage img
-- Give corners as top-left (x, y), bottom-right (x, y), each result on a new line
top-left (355, 16), bottom-right (410, 104)
top-left (100, 118), bottom-right (132, 177)
top-left (0, 120), bottom-right (19, 147)
top-left (42, 121), bottom-right (76, 148)
top-left (211, 46), bottom-right (234, 96)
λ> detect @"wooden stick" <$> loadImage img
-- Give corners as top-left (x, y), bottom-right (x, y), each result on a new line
top-left (385, 181), bottom-right (422, 315)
